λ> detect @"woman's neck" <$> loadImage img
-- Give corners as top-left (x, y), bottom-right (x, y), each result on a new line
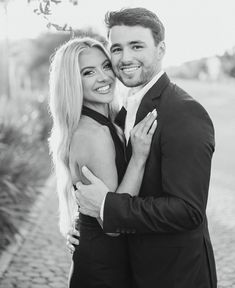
top-left (83, 103), bottom-right (109, 118)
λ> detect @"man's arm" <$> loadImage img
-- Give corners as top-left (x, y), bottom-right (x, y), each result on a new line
top-left (103, 100), bottom-right (215, 234)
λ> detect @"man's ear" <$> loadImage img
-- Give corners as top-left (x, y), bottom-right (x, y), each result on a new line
top-left (157, 41), bottom-right (166, 60)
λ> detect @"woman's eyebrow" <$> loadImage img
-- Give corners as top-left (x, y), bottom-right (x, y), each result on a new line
top-left (80, 66), bottom-right (94, 73)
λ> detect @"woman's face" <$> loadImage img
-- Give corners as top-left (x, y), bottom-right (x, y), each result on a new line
top-left (79, 47), bottom-right (116, 107)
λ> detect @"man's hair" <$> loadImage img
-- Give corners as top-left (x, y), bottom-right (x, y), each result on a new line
top-left (105, 7), bottom-right (165, 46)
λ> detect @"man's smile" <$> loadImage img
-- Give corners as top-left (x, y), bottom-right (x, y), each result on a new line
top-left (120, 65), bottom-right (141, 75)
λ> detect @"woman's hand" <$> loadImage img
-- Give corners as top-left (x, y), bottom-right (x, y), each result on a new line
top-left (130, 109), bottom-right (157, 164)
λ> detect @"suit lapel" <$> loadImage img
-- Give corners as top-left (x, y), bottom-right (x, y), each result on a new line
top-left (126, 73), bottom-right (170, 160)
top-left (114, 106), bottom-right (127, 131)
top-left (134, 73), bottom-right (170, 125)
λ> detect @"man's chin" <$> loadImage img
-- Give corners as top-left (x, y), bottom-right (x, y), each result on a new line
top-left (119, 76), bottom-right (142, 88)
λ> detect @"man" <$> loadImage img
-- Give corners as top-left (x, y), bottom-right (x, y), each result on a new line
top-left (70, 7), bottom-right (217, 288)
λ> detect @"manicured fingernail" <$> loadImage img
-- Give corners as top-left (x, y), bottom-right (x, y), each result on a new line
top-left (147, 112), bottom-right (151, 116)
top-left (152, 109), bottom-right (157, 116)
top-left (82, 166), bottom-right (87, 171)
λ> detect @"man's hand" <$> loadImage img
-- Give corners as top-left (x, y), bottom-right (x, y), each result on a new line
top-left (66, 228), bottom-right (80, 254)
top-left (75, 166), bottom-right (109, 218)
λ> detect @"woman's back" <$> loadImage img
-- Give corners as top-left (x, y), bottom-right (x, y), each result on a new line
top-left (68, 106), bottom-right (131, 288)
top-left (69, 106), bottom-right (127, 189)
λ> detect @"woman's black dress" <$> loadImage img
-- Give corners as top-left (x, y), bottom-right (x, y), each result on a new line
top-left (69, 106), bottom-right (131, 288)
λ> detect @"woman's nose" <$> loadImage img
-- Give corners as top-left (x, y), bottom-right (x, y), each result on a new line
top-left (96, 69), bottom-right (109, 82)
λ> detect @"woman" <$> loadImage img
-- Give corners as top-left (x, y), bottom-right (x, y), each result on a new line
top-left (49, 36), bottom-right (157, 288)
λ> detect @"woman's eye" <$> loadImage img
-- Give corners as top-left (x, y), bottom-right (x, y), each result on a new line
top-left (83, 70), bottom-right (94, 76)
top-left (104, 62), bottom-right (112, 70)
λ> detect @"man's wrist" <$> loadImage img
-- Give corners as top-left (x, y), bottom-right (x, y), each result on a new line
top-left (100, 193), bottom-right (108, 221)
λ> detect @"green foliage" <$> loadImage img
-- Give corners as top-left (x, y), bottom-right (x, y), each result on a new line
top-left (0, 95), bottom-right (52, 250)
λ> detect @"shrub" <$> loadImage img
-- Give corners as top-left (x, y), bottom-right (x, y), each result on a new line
top-left (0, 95), bottom-right (52, 250)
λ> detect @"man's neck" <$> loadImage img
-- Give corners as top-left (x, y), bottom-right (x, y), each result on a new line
top-left (129, 70), bottom-right (164, 96)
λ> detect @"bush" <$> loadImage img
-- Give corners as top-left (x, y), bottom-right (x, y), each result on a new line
top-left (0, 95), bottom-right (52, 251)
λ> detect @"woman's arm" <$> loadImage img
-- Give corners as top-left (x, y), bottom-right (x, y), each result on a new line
top-left (116, 110), bottom-right (157, 196)
top-left (71, 110), bottom-right (157, 200)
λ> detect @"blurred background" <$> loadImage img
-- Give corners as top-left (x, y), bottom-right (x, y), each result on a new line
top-left (0, 0), bottom-right (234, 287)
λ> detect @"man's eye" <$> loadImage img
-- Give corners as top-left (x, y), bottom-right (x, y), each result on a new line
top-left (111, 47), bottom-right (122, 54)
top-left (132, 45), bottom-right (143, 50)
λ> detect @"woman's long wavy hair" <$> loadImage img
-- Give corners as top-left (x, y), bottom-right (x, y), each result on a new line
top-left (48, 37), bottom-right (121, 237)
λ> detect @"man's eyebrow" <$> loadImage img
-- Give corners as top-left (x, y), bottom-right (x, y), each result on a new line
top-left (110, 41), bottom-right (145, 50)
top-left (110, 43), bottom-right (120, 50)
top-left (129, 41), bottom-right (145, 45)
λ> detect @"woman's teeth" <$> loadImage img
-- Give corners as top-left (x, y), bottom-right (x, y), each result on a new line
top-left (96, 85), bottom-right (111, 93)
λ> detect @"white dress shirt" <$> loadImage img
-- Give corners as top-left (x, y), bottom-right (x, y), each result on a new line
top-left (124, 70), bottom-right (164, 141)
top-left (100, 70), bottom-right (164, 220)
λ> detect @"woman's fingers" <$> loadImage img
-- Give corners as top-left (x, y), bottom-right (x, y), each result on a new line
top-left (133, 109), bottom-right (157, 134)
top-left (141, 109), bottom-right (157, 135)
top-left (148, 119), bottom-right (157, 136)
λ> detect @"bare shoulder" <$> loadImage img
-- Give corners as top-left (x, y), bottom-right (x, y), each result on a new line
top-left (70, 117), bottom-right (114, 163)
top-left (70, 116), bottom-right (118, 190)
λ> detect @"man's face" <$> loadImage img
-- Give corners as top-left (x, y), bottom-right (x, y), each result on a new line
top-left (109, 25), bottom-right (165, 87)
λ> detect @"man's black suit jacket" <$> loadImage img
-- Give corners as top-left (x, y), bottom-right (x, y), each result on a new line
top-left (104, 73), bottom-right (217, 288)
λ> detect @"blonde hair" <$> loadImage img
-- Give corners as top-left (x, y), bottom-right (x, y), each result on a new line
top-left (49, 37), bottom-right (120, 236)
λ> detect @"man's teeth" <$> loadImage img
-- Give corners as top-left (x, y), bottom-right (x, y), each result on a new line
top-left (122, 66), bottom-right (139, 73)
top-left (97, 85), bottom-right (110, 92)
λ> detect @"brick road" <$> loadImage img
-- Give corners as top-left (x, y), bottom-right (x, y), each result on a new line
top-left (0, 80), bottom-right (234, 288)
top-left (0, 177), bottom-right (71, 288)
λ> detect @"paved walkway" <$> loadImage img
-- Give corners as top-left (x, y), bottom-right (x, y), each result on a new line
top-left (0, 177), bottom-right (71, 288)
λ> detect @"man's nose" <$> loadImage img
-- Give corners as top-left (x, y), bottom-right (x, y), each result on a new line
top-left (121, 48), bottom-right (133, 63)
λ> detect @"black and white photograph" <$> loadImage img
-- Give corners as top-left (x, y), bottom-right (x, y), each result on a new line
top-left (0, 0), bottom-right (235, 287)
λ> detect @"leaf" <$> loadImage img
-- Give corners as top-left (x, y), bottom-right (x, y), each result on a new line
top-left (51, 0), bottom-right (62, 4)
top-left (62, 24), bottom-right (68, 31)
top-left (39, 2), bottom-right (44, 13)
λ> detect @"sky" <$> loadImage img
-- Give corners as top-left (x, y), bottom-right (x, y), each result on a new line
top-left (0, 0), bottom-right (235, 66)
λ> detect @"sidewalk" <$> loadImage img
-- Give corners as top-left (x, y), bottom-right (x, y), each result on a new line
top-left (0, 176), bottom-right (71, 288)
top-left (207, 171), bottom-right (235, 288)
top-left (0, 173), bottom-right (235, 288)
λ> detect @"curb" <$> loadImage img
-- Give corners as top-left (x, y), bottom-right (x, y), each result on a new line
top-left (0, 174), bottom-right (56, 279)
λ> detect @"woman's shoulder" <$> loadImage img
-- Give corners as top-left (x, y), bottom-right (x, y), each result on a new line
top-left (70, 118), bottom-right (113, 161)
top-left (74, 117), bottom-right (111, 144)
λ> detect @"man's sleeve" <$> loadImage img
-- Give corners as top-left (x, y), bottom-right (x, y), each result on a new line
top-left (103, 100), bottom-right (215, 234)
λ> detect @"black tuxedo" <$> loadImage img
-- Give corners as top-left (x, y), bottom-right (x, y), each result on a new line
top-left (104, 73), bottom-right (217, 288)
